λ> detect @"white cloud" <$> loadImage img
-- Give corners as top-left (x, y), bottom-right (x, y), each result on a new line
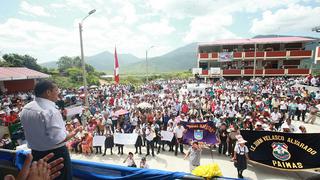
top-left (138, 19), bottom-right (175, 35)
top-left (20, 1), bottom-right (51, 17)
top-left (250, 4), bottom-right (320, 34)
top-left (184, 13), bottom-right (238, 43)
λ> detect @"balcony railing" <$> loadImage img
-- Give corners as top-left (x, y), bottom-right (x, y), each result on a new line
top-left (198, 50), bottom-right (313, 61)
top-left (197, 68), bottom-right (310, 76)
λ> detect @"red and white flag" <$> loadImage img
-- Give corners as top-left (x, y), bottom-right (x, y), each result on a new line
top-left (114, 47), bottom-right (120, 84)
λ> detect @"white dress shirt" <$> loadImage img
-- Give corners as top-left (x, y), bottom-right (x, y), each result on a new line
top-left (20, 97), bottom-right (67, 151)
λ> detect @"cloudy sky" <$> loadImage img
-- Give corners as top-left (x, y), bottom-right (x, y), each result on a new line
top-left (1, 0), bottom-right (320, 63)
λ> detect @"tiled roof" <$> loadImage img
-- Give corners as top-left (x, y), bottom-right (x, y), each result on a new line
top-left (0, 67), bottom-right (50, 81)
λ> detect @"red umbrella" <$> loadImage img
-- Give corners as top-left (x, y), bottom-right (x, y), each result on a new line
top-left (115, 109), bottom-right (129, 116)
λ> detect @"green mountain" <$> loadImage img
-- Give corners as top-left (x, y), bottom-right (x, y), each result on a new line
top-left (41, 51), bottom-right (143, 71)
top-left (122, 43), bottom-right (198, 74)
top-left (41, 43), bottom-right (198, 74)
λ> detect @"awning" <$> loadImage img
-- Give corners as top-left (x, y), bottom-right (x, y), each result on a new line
top-left (0, 67), bottom-right (50, 81)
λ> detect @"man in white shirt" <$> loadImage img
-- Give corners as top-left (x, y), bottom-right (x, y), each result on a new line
top-left (145, 124), bottom-right (155, 156)
top-left (297, 101), bottom-right (307, 122)
top-left (270, 109), bottom-right (281, 130)
top-left (20, 80), bottom-right (80, 180)
top-left (174, 122), bottom-right (186, 156)
top-left (280, 119), bottom-right (297, 133)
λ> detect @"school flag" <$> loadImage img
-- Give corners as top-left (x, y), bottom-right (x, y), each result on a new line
top-left (114, 47), bottom-right (120, 84)
top-left (182, 121), bottom-right (217, 145)
top-left (241, 130), bottom-right (320, 170)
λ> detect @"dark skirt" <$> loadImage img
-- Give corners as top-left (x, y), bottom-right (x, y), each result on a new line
top-left (236, 153), bottom-right (247, 171)
top-left (135, 136), bottom-right (142, 147)
top-left (105, 136), bottom-right (114, 149)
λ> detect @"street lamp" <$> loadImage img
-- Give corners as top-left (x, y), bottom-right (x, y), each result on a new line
top-left (146, 46), bottom-right (154, 83)
top-left (79, 9), bottom-right (96, 106)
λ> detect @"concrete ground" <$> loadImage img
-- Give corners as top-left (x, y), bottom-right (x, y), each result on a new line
top-left (71, 118), bottom-right (319, 180)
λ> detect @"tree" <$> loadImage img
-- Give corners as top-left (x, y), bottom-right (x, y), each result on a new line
top-left (1, 53), bottom-right (42, 71)
top-left (57, 56), bottom-right (94, 73)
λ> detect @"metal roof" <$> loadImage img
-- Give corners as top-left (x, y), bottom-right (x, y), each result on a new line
top-left (0, 67), bottom-right (50, 81)
top-left (198, 37), bottom-right (315, 47)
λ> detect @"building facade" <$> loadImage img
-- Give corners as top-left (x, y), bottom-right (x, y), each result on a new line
top-left (194, 37), bottom-right (320, 78)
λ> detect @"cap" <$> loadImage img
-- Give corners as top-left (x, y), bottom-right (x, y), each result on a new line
top-left (238, 138), bottom-right (247, 144)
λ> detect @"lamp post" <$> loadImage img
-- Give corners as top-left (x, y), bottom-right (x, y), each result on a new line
top-left (146, 46), bottom-right (154, 83)
top-left (79, 9), bottom-right (96, 107)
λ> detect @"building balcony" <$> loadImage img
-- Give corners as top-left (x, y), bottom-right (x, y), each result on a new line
top-left (198, 50), bottom-right (313, 61)
top-left (194, 68), bottom-right (310, 77)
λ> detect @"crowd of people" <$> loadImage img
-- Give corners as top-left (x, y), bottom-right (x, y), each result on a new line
top-left (1, 77), bottom-right (320, 176)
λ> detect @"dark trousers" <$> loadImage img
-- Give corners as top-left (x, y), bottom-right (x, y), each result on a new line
top-left (296, 110), bottom-right (302, 121)
top-left (297, 110), bottom-right (306, 121)
top-left (146, 140), bottom-right (154, 156)
top-left (95, 146), bottom-right (102, 154)
top-left (228, 139), bottom-right (237, 157)
top-left (175, 138), bottom-right (184, 155)
top-left (32, 145), bottom-right (72, 180)
top-left (135, 146), bottom-right (142, 154)
top-left (157, 141), bottom-right (165, 153)
top-left (117, 145), bottom-right (123, 154)
top-left (218, 140), bottom-right (227, 155)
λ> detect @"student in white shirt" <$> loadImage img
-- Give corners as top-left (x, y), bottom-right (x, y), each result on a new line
top-left (145, 123), bottom-right (155, 156)
top-left (174, 122), bottom-right (186, 156)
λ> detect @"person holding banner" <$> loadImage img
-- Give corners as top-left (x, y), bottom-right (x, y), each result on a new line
top-left (133, 125), bottom-right (143, 154)
top-left (167, 122), bottom-right (175, 152)
top-left (233, 138), bottom-right (249, 179)
top-left (115, 125), bottom-right (124, 155)
top-left (145, 123), bottom-right (155, 157)
top-left (103, 126), bottom-right (114, 156)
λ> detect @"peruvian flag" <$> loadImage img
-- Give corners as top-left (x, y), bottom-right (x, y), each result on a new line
top-left (114, 47), bottom-right (120, 84)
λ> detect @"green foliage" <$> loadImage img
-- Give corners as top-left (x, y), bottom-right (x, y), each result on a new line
top-left (1, 53), bottom-right (42, 71)
top-left (57, 56), bottom-right (95, 73)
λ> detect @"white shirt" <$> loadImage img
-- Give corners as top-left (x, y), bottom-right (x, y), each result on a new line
top-left (20, 97), bottom-right (67, 151)
top-left (145, 128), bottom-right (155, 141)
top-left (298, 103), bottom-right (307, 111)
top-left (174, 126), bottom-right (185, 138)
top-left (271, 112), bottom-right (281, 123)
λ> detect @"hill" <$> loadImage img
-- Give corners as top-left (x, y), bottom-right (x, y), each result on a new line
top-left (41, 51), bottom-right (142, 71)
top-left (122, 43), bottom-right (198, 74)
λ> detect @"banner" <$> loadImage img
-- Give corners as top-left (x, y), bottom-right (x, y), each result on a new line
top-left (161, 131), bottom-right (174, 141)
top-left (65, 106), bottom-right (83, 117)
top-left (93, 136), bottom-right (106, 147)
top-left (114, 133), bottom-right (138, 145)
top-left (241, 130), bottom-right (320, 170)
top-left (182, 121), bottom-right (217, 145)
top-left (218, 52), bottom-right (233, 62)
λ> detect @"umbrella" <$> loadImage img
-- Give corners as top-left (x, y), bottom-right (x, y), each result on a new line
top-left (192, 163), bottom-right (223, 178)
top-left (115, 109), bottom-right (129, 116)
top-left (79, 86), bottom-right (85, 90)
top-left (137, 102), bottom-right (153, 109)
top-left (90, 85), bottom-right (98, 89)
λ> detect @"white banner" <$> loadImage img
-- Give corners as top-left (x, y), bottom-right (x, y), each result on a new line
top-left (93, 135), bottom-right (106, 147)
top-left (66, 106), bottom-right (83, 117)
top-left (161, 131), bottom-right (174, 141)
top-left (218, 52), bottom-right (233, 62)
top-left (114, 133), bottom-right (138, 145)
top-left (210, 67), bottom-right (221, 75)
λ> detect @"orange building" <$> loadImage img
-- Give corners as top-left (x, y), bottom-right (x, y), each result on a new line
top-left (194, 37), bottom-right (320, 78)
